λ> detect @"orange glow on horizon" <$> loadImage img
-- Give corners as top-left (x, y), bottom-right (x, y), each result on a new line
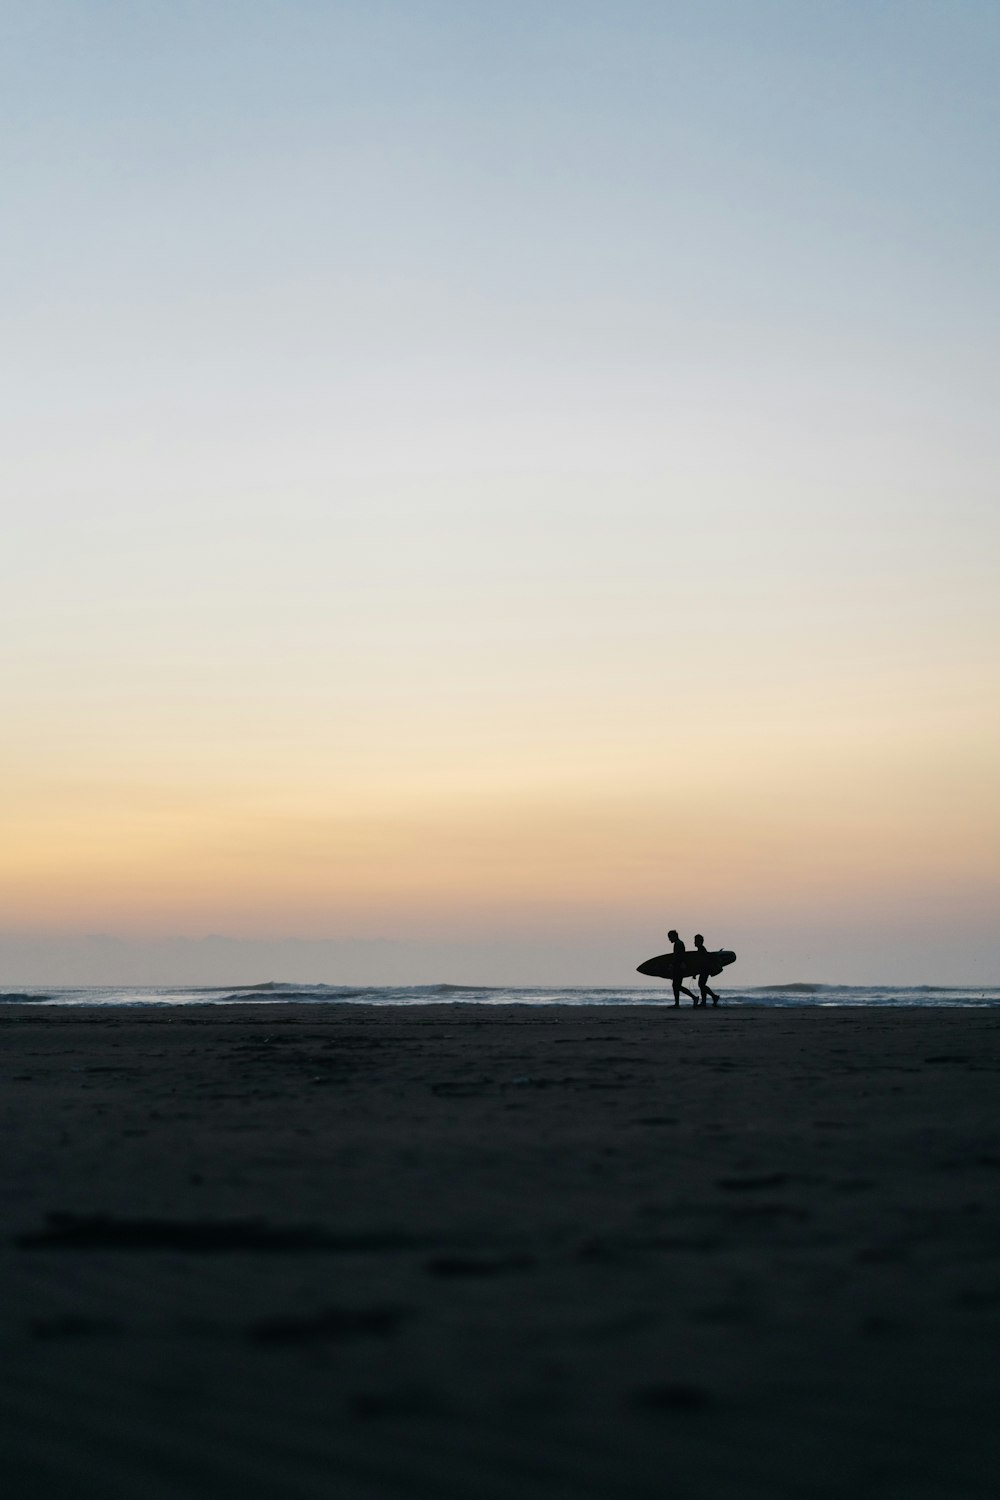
top-left (3, 716), bottom-right (996, 940)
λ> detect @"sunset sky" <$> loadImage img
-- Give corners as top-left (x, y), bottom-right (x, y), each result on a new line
top-left (3, 2), bottom-right (998, 985)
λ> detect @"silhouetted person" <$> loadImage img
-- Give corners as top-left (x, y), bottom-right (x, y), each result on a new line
top-left (693, 933), bottom-right (720, 1006)
top-left (667, 929), bottom-right (698, 1007)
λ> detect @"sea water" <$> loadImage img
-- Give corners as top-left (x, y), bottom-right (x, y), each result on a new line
top-left (1, 982), bottom-right (998, 1007)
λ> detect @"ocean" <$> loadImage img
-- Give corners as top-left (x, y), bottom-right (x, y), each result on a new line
top-left (1, 982), bottom-right (998, 1007)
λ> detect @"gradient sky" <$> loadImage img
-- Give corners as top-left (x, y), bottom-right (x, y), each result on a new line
top-left (3, 2), bottom-right (998, 985)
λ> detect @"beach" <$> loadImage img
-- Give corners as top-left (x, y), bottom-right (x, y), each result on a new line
top-left (2, 1003), bottom-right (998, 1498)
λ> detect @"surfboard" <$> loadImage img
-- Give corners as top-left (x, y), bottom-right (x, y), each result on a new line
top-left (636, 949), bottom-right (736, 980)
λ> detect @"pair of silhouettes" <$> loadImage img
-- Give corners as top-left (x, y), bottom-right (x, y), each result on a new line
top-left (666, 929), bottom-right (719, 1007)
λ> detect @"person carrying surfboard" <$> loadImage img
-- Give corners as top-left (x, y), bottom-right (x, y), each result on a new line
top-left (667, 930), bottom-right (699, 1007)
top-left (693, 933), bottom-right (720, 1007)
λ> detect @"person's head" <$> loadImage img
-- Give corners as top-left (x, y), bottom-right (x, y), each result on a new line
top-left (694, 933), bottom-right (705, 947)
top-left (667, 929), bottom-right (678, 942)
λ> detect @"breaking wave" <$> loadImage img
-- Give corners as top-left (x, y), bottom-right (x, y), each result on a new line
top-left (1, 982), bottom-right (997, 1008)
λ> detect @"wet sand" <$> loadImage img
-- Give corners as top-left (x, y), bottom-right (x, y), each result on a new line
top-left (2, 1003), bottom-right (999, 1498)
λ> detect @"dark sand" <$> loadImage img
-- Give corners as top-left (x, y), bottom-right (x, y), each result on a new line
top-left (2, 1004), bottom-right (999, 1498)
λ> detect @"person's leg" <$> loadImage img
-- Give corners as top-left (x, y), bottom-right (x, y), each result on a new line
top-left (671, 976), bottom-right (681, 1007)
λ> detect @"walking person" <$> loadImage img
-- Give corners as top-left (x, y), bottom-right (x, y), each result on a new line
top-left (667, 929), bottom-right (699, 1007)
top-left (693, 933), bottom-right (720, 1006)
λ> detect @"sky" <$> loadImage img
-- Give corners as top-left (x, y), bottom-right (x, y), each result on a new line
top-left (2, 1), bottom-right (998, 986)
